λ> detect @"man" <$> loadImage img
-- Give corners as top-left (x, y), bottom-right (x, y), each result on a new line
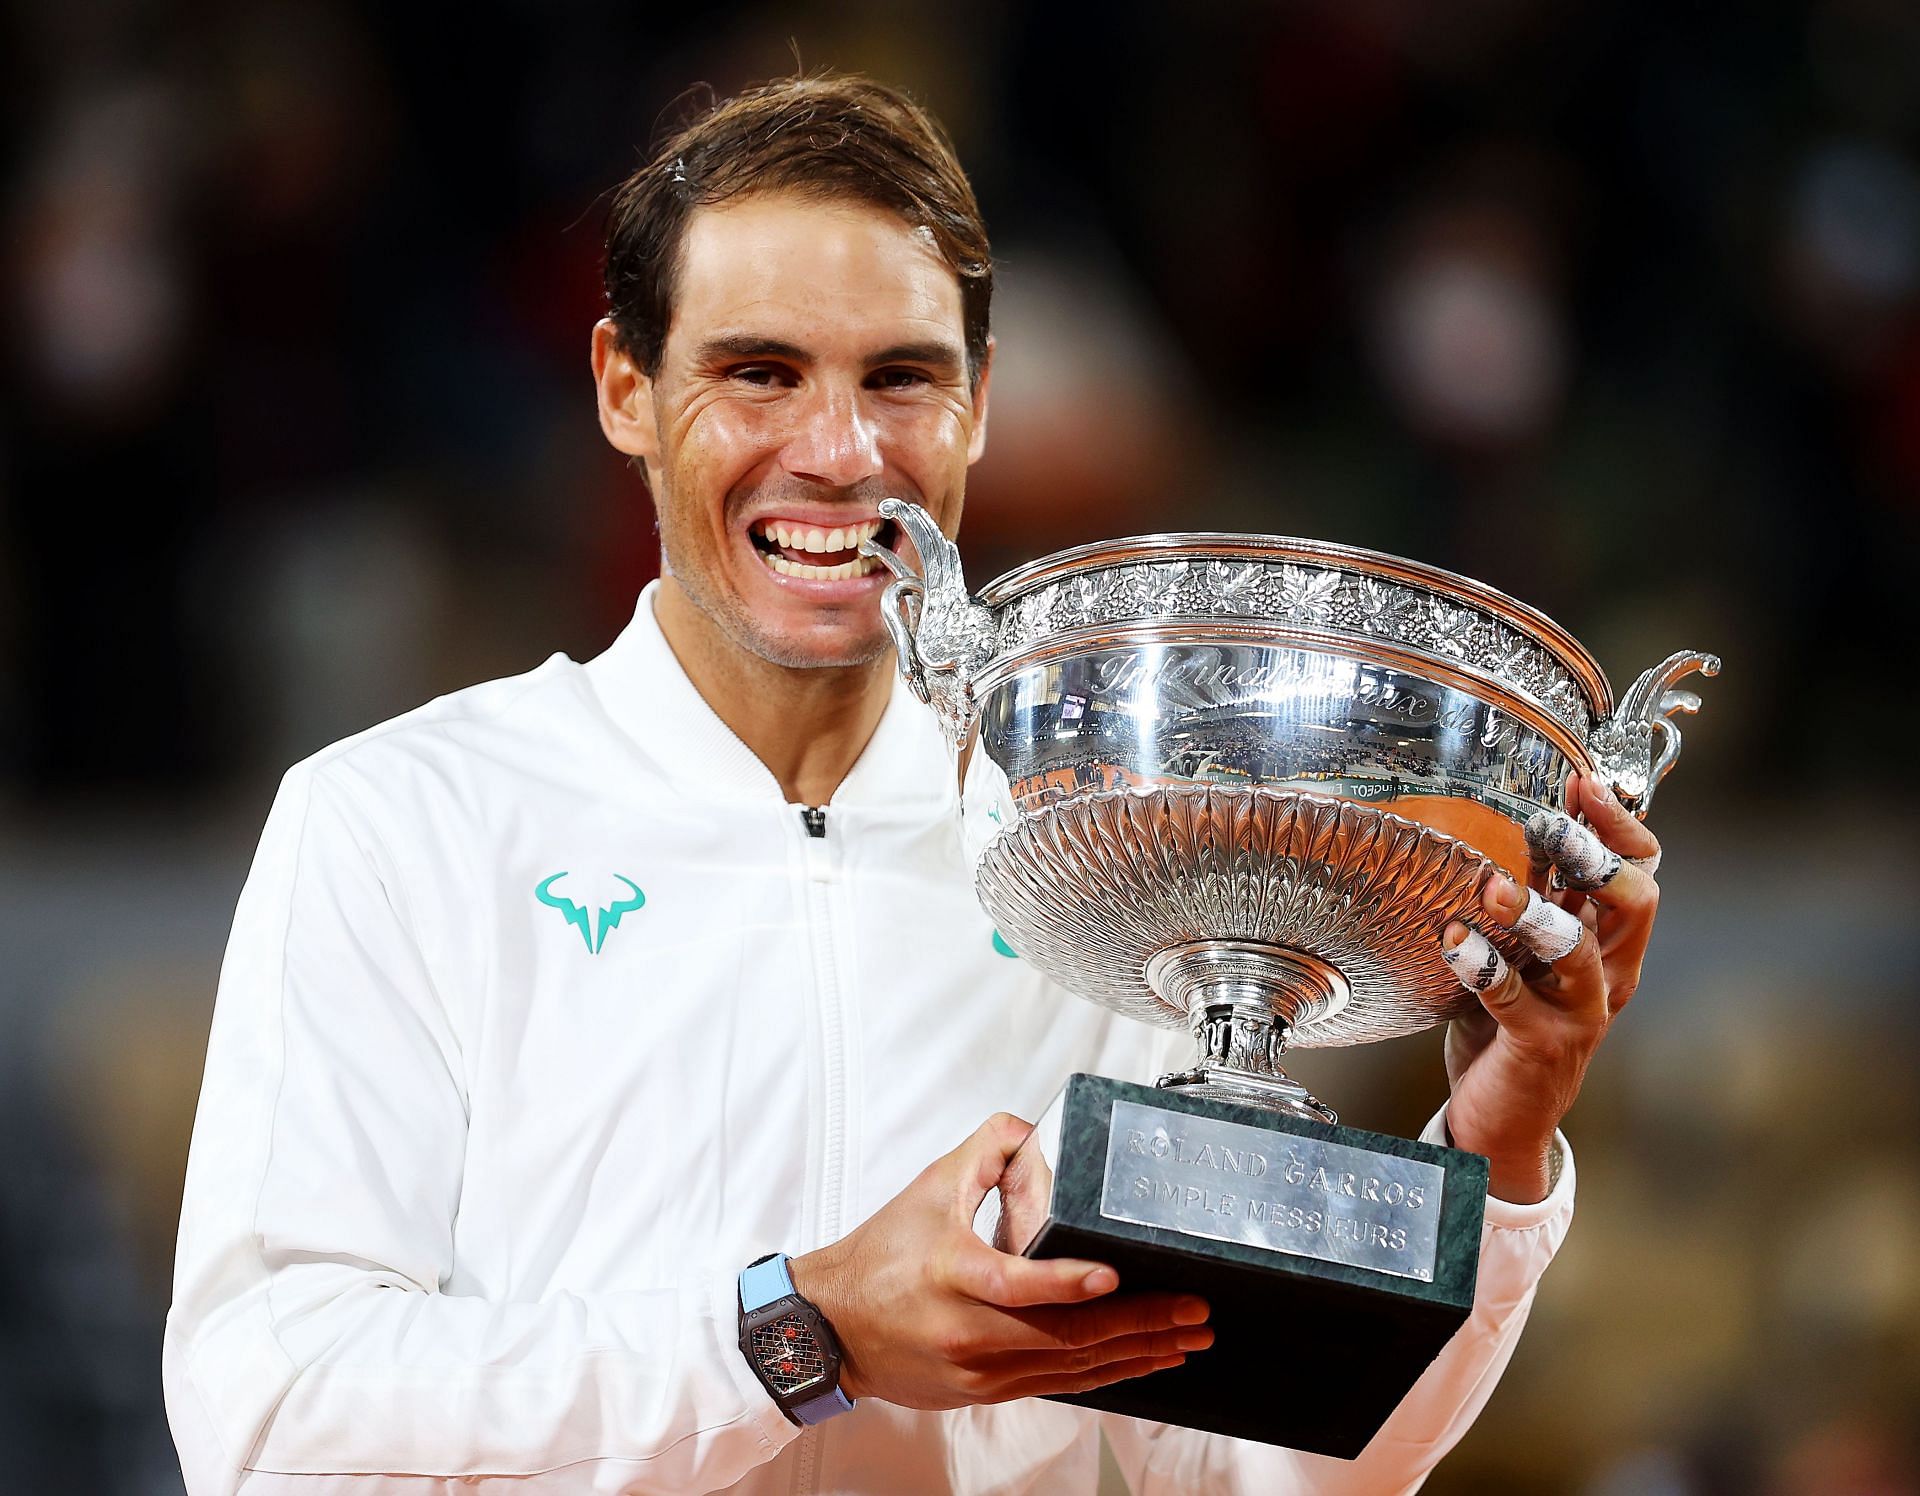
top-left (165, 75), bottom-right (1664, 1493)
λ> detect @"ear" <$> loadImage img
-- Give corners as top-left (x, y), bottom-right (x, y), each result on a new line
top-left (592, 318), bottom-right (660, 463)
top-left (966, 335), bottom-right (994, 466)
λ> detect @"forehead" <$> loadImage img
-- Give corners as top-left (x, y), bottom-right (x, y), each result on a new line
top-left (670, 193), bottom-right (965, 349)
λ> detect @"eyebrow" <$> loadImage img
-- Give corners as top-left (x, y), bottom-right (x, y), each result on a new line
top-left (694, 334), bottom-right (813, 365)
top-left (691, 333), bottom-right (966, 376)
top-left (864, 340), bottom-right (965, 374)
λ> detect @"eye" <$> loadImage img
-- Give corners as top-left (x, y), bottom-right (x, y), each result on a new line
top-left (870, 367), bottom-right (930, 391)
top-left (731, 364), bottom-right (796, 389)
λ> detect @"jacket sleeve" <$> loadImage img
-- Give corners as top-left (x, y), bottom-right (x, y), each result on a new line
top-left (1101, 1117), bottom-right (1575, 1496)
top-left (163, 765), bottom-right (801, 1495)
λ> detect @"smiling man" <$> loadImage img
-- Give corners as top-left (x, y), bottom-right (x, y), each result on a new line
top-left (166, 75), bottom-right (1664, 1494)
top-left (591, 167), bottom-right (986, 807)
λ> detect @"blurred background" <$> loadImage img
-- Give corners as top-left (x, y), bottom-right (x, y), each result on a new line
top-left (2, 2), bottom-right (1916, 1492)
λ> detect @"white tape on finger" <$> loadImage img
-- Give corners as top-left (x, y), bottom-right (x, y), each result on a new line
top-left (1443, 929), bottom-right (1509, 992)
top-left (1526, 811), bottom-right (1622, 891)
top-left (1513, 888), bottom-right (1584, 962)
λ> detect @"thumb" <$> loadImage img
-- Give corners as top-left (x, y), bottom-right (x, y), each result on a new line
top-left (940, 1113), bottom-right (1118, 1308)
top-left (992, 1127), bottom-right (1058, 1256)
top-left (949, 1111), bottom-right (1037, 1221)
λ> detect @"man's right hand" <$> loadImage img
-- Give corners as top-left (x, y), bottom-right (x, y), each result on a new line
top-left (788, 1112), bottom-right (1213, 1410)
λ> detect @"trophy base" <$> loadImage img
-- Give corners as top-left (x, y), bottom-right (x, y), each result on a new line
top-left (975, 1073), bottom-right (1487, 1459)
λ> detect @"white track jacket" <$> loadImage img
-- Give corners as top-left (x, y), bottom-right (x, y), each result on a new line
top-left (166, 583), bottom-right (1575, 1495)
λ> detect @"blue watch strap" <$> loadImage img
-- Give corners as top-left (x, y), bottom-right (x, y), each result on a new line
top-left (738, 1254), bottom-right (854, 1424)
top-left (739, 1252), bottom-right (797, 1312)
top-left (790, 1382), bottom-right (855, 1424)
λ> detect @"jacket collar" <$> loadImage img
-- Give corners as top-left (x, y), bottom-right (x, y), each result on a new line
top-left (582, 581), bottom-right (957, 814)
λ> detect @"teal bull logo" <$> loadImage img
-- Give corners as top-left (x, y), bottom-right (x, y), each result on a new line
top-left (535, 872), bottom-right (645, 954)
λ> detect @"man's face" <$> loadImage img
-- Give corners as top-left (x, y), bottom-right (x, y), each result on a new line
top-left (595, 193), bottom-right (989, 670)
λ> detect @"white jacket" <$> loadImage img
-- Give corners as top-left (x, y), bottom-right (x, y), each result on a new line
top-left (165, 583), bottom-right (1575, 1495)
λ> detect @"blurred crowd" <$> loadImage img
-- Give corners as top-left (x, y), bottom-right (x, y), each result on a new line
top-left (2, 3), bottom-right (1916, 1492)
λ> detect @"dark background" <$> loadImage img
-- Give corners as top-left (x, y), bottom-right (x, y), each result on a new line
top-left (2, 3), bottom-right (1916, 1492)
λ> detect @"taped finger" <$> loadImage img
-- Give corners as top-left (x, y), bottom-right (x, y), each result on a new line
top-left (1576, 772), bottom-right (1662, 859)
top-left (1512, 887), bottom-right (1586, 962)
top-left (1626, 847), bottom-right (1662, 876)
top-left (1526, 810), bottom-right (1622, 892)
top-left (1442, 925), bottom-right (1509, 993)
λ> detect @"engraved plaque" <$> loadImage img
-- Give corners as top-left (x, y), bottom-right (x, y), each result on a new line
top-left (1100, 1099), bottom-right (1446, 1281)
top-left (968, 1074), bottom-right (1487, 1453)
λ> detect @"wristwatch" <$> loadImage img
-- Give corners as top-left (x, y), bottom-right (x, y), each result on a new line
top-left (737, 1253), bottom-right (855, 1425)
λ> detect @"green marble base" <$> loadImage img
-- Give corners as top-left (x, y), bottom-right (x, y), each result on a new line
top-left (981, 1073), bottom-right (1487, 1459)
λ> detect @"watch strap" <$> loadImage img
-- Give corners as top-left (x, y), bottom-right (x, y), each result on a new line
top-left (790, 1379), bottom-right (855, 1424)
top-left (739, 1252), bottom-right (798, 1312)
top-left (738, 1253), bottom-right (854, 1424)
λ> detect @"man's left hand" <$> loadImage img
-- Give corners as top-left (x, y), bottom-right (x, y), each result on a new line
top-left (1437, 770), bottom-right (1662, 1203)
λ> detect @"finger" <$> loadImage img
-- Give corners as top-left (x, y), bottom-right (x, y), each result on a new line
top-left (1525, 811), bottom-right (1661, 954)
top-left (1575, 772), bottom-right (1662, 860)
top-left (1578, 771), bottom-right (1662, 879)
top-left (1443, 918), bottom-right (1555, 1017)
top-left (1546, 894), bottom-right (1643, 1017)
top-left (992, 1131), bottom-right (1057, 1257)
top-left (1525, 808), bottom-right (1622, 892)
top-left (945, 1112), bottom-right (1098, 1300)
top-left (953, 1111), bottom-right (1038, 1209)
top-left (998, 1290), bottom-right (1209, 1350)
top-left (942, 1235), bottom-right (1121, 1308)
top-left (1524, 806), bottom-right (1660, 910)
top-left (966, 1323), bottom-right (1214, 1375)
top-left (1525, 772), bottom-right (1582, 889)
top-left (1441, 922), bottom-right (1509, 994)
top-left (949, 1110), bottom-right (1082, 1267)
top-left (1443, 1003), bottom-right (1497, 1091)
top-left (1444, 917), bottom-right (1602, 1021)
top-left (1573, 860), bottom-right (1656, 1016)
top-left (1515, 887), bottom-right (1585, 961)
top-left (990, 1352), bottom-right (1189, 1403)
top-left (1480, 873), bottom-right (1585, 963)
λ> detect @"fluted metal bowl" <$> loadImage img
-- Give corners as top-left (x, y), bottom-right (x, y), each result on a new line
top-left (864, 501), bottom-right (1716, 1117)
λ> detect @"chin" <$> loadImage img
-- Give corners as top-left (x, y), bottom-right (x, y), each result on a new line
top-left (744, 619), bottom-right (894, 673)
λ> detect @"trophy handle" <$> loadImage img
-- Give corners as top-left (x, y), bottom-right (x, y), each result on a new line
top-left (860, 498), bottom-right (996, 747)
top-left (1589, 650), bottom-right (1721, 817)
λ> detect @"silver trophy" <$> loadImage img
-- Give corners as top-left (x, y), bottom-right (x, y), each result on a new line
top-left (864, 500), bottom-right (1714, 1121)
top-left (864, 499), bottom-right (1716, 1455)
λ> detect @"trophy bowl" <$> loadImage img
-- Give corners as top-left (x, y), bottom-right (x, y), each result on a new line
top-left (865, 499), bottom-right (1717, 1123)
top-left (863, 500), bottom-right (1718, 1455)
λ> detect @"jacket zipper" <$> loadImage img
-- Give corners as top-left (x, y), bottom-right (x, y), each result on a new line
top-left (795, 805), bottom-right (846, 1494)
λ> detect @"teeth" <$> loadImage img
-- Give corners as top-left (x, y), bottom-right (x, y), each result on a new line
top-left (753, 517), bottom-right (884, 554)
top-left (758, 550), bottom-right (883, 580)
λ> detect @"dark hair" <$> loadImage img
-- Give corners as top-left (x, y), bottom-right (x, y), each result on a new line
top-left (603, 74), bottom-right (992, 386)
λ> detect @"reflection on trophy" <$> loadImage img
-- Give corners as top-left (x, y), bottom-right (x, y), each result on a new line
top-left (864, 500), bottom-right (1717, 1458)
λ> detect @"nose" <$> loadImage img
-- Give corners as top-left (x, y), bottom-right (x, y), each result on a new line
top-left (778, 379), bottom-right (883, 488)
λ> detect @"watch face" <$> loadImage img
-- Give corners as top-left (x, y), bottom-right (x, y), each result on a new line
top-left (750, 1309), bottom-right (829, 1396)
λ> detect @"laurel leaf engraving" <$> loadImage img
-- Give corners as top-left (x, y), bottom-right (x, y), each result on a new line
top-left (992, 560), bottom-right (1592, 736)
top-left (1279, 564), bottom-right (1342, 619)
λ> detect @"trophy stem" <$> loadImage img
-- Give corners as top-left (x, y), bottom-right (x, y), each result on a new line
top-left (1146, 941), bottom-right (1345, 1124)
